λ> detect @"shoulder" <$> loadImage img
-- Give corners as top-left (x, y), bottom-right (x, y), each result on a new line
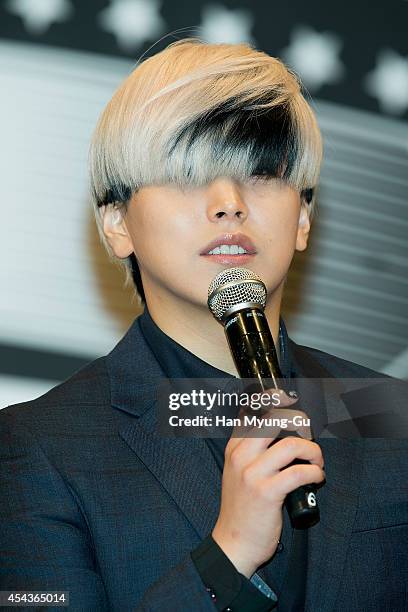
top-left (0, 356), bottom-right (111, 433)
top-left (292, 340), bottom-right (389, 379)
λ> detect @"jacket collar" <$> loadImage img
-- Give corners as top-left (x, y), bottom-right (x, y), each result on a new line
top-left (107, 311), bottom-right (298, 418)
top-left (106, 314), bottom-right (165, 418)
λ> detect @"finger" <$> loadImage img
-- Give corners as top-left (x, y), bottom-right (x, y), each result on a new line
top-left (227, 391), bottom-right (273, 446)
top-left (263, 463), bottom-right (326, 502)
top-left (228, 405), bottom-right (305, 450)
top-left (237, 388), bottom-right (298, 416)
top-left (270, 389), bottom-right (300, 409)
top-left (234, 406), bottom-right (313, 443)
top-left (242, 437), bottom-right (324, 480)
top-left (226, 411), bottom-right (281, 457)
top-left (226, 389), bottom-right (303, 453)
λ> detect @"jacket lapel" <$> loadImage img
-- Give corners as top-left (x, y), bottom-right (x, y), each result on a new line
top-left (120, 410), bottom-right (223, 540)
top-left (106, 317), bottom-right (222, 541)
top-left (289, 341), bottom-right (365, 612)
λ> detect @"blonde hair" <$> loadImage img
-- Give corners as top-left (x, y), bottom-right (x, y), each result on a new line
top-left (89, 38), bottom-right (323, 299)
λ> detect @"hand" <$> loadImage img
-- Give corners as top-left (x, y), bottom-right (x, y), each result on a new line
top-left (232, 388), bottom-right (313, 441)
top-left (212, 390), bottom-right (325, 578)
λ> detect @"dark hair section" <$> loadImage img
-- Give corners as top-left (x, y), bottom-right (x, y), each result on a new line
top-left (97, 184), bottom-right (132, 208)
top-left (301, 187), bottom-right (314, 204)
top-left (129, 252), bottom-right (145, 302)
top-left (169, 95), bottom-right (298, 183)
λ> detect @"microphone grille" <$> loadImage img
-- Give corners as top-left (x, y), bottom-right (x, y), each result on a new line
top-left (207, 267), bottom-right (267, 321)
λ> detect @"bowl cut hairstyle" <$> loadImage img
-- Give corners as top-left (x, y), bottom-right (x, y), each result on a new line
top-left (89, 38), bottom-right (323, 302)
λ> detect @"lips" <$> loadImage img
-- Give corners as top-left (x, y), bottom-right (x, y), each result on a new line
top-left (199, 232), bottom-right (257, 256)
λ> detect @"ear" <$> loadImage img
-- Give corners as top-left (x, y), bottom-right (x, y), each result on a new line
top-left (101, 204), bottom-right (134, 258)
top-left (295, 200), bottom-right (311, 252)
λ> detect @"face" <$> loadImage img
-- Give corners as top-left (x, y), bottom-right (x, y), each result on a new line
top-left (103, 176), bottom-right (311, 309)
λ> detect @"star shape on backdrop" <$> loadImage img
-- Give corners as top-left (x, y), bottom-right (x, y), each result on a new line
top-left (198, 3), bottom-right (255, 45)
top-left (4, 0), bottom-right (74, 36)
top-left (280, 25), bottom-right (345, 92)
top-left (364, 49), bottom-right (408, 115)
top-left (97, 0), bottom-right (167, 53)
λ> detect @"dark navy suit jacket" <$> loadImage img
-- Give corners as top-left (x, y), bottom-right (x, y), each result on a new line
top-left (1, 315), bottom-right (408, 611)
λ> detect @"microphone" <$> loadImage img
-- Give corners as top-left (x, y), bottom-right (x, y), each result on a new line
top-left (207, 267), bottom-right (320, 529)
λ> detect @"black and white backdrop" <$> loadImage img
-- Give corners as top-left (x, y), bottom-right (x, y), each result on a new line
top-left (0, 0), bottom-right (407, 408)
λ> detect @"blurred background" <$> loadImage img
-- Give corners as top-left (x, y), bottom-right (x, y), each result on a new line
top-left (0, 0), bottom-right (407, 409)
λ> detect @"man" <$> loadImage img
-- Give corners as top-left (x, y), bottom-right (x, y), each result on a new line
top-left (1, 38), bottom-right (407, 611)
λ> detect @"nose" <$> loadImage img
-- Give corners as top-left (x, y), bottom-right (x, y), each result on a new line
top-left (206, 177), bottom-right (248, 224)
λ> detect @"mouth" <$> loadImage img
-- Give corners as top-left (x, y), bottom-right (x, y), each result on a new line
top-left (199, 232), bottom-right (257, 265)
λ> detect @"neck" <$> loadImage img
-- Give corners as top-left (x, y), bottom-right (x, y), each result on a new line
top-left (143, 283), bottom-right (284, 377)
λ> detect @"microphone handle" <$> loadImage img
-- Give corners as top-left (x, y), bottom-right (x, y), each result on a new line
top-left (223, 306), bottom-right (320, 529)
